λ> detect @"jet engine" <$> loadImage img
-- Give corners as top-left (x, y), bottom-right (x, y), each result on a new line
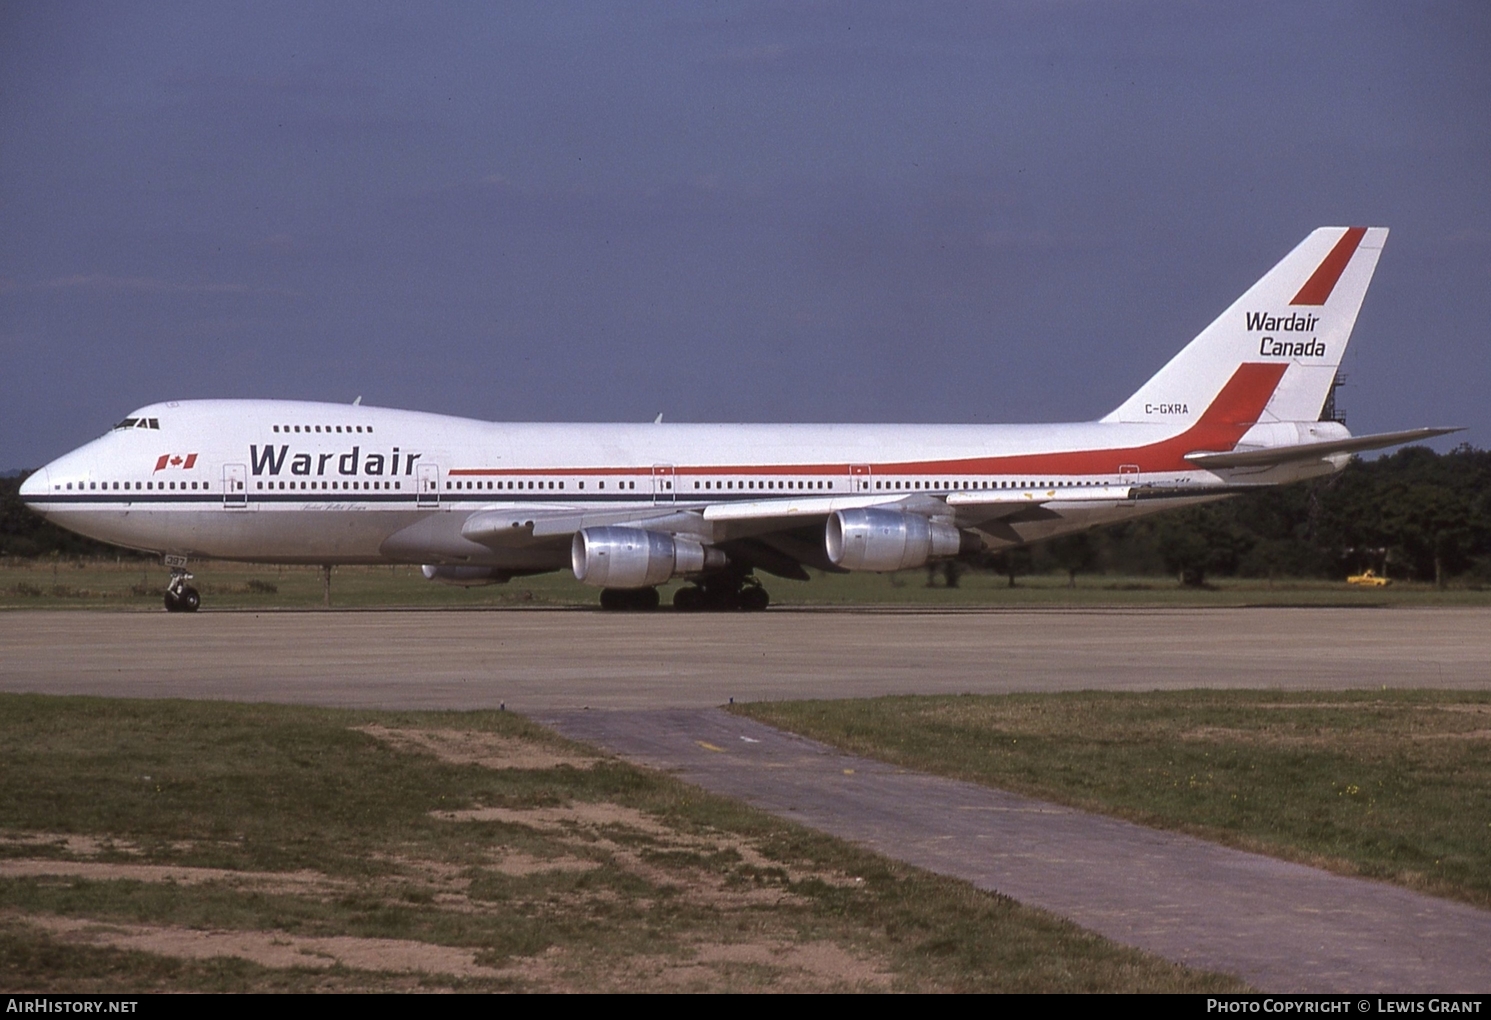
top-left (571, 527), bottom-right (726, 589)
top-left (421, 565), bottom-right (512, 587)
top-left (825, 508), bottom-right (968, 572)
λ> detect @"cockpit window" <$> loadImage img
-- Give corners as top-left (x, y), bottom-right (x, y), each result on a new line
top-left (113, 417), bottom-right (160, 430)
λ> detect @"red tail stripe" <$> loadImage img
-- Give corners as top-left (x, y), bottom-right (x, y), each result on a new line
top-left (1291, 227), bottom-right (1366, 306)
top-left (882, 362), bottom-right (1286, 476)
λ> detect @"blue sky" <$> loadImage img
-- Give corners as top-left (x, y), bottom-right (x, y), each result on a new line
top-left (3, 1), bottom-right (1487, 469)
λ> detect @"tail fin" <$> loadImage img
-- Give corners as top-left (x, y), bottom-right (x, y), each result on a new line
top-left (1103, 227), bottom-right (1388, 425)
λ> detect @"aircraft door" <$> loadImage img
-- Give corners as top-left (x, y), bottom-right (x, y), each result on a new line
top-left (652, 464), bottom-right (675, 504)
top-left (417, 463), bottom-right (440, 508)
top-left (1119, 463), bottom-right (1139, 505)
top-left (223, 464), bottom-right (248, 508)
top-left (849, 464), bottom-right (873, 493)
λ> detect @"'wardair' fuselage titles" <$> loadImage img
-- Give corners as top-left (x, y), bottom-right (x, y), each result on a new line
top-left (249, 444), bottom-right (422, 478)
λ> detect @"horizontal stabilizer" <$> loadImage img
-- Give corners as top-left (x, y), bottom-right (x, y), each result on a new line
top-left (1184, 427), bottom-right (1462, 469)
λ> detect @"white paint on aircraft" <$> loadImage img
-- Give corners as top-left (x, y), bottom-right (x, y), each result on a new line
top-left (19, 228), bottom-right (1458, 607)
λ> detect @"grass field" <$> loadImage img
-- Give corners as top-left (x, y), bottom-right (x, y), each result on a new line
top-left (4, 556), bottom-right (1488, 611)
top-left (733, 690), bottom-right (1491, 910)
top-left (0, 694), bottom-right (1240, 992)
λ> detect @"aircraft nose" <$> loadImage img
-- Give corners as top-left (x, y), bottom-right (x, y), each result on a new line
top-left (18, 466), bottom-right (50, 501)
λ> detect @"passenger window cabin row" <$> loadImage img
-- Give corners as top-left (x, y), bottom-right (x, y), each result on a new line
top-left (445, 480), bottom-right (640, 491)
top-left (272, 424), bottom-right (372, 434)
top-left (57, 480), bottom-right (210, 491)
top-left (258, 480), bottom-right (399, 490)
top-left (55, 473), bottom-right (1115, 495)
top-left (869, 479), bottom-right (1098, 490)
top-left (436, 476), bottom-right (1112, 495)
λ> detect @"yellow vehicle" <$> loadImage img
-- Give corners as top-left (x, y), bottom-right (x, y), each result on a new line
top-left (1347, 568), bottom-right (1391, 587)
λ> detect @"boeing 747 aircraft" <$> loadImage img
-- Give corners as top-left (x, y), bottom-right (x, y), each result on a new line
top-left (19, 227), bottom-right (1457, 611)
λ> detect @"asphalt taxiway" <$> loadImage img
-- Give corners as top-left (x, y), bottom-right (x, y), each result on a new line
top-left (545, 706), bottom-right (1491, 993)
top-left (1, 606), bottom-right (1488, 710)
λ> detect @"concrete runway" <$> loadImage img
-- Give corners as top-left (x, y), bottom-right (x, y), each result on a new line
top-left (2, 606), bottom-right (1488, 710)
top-left (4, 606), bottom-right (1490, 990)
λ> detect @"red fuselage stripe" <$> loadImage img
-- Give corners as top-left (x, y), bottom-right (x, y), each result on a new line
top-left (1291, 227), bottom-right (1366, 305)
top-left (447, 363), bottom-right (1286, 480)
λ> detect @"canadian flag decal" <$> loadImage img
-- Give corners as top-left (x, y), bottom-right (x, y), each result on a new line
top-left (153, 453), bottom-right (199, 473)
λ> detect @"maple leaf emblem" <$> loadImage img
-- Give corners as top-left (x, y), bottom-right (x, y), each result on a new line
top-left (153, 453), bottom-right (200, 473)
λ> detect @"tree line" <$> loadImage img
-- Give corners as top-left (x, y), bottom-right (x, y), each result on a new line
top-left (6, 445), bottom-right (1490, 584)
top-left (1002, 444), bottom-right (1491, 587)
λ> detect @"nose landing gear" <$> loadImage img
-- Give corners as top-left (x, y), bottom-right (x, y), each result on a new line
top-left (163, 555), bottom-right (200, 613)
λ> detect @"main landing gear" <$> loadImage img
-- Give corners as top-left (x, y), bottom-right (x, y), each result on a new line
top-left (599, 587), bottom-right (662, 611)
top-left (597, 574), bottom-right (771, 612)
top-left (672, 573), bottom-right (770, 612)
top-left (163, 555), bottom-right (200, 613)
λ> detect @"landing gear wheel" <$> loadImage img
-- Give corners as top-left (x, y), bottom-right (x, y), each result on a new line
top-left (164, 585), bottom-right (200, 612)
top-left (164, 558), bottom-right (200, 612)
top-left (679, 572), bottom-right (771, 612)
top-left (599, 587), bottom-right (660, 611)
top-left (735, 583), bottom-right (769, 612)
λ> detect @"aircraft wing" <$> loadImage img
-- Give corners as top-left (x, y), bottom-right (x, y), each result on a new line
top-left (460, 505), bottom-right (705, 545)
top-left (701, 483), bottom-right (1137, 520)
top-left (1184, 427), bottom-right (1462, 470)
top-left (943, 484), bottom-right (1136, 508)
top-left (459, 483), bottom-right (1133, 557)
top-left (706, 485), bottom-right (1138, 574)
top-left (702, 492), bottom-right (927, 522)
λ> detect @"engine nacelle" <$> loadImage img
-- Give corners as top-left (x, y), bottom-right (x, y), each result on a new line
top-left (825, 508), bottom-right (966, 572)
top-left (571, 527), bottom-right (725, 589)
top-left (421, 564), bottom-right (511, 587)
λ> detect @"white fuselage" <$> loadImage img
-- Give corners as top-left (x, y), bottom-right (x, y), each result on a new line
top-left (18, 228), bottom-right (1423, 595)
top-left (19, 396), bottom-right (1332, 572)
